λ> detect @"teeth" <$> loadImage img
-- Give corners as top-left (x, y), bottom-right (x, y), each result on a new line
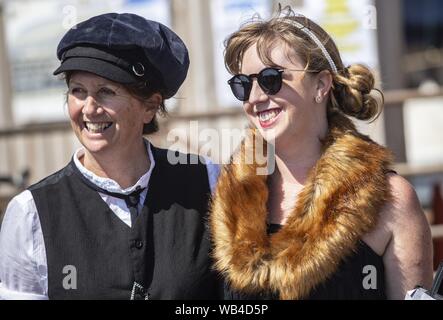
top-left (84, 122), bottom-right (112, 133)
top-left (258, 109), bottom-right (281, 122)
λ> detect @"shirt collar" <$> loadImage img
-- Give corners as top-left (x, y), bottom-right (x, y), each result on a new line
top-left (72, 140), bottom-right (155, 195)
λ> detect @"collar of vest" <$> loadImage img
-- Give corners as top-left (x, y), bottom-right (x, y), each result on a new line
top-left (210, 111), bottom-right (393, 299)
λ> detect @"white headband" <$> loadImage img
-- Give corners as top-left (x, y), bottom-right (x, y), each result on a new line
top-left (284, 19), bottom-right (338, 73)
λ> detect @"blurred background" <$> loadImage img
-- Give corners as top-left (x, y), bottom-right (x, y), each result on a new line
top-left (0, 0), bottom-right (442, 269)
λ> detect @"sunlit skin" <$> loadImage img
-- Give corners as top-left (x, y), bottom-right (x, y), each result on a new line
top-left (241, 42), bottom-right (330, 157)
top-left (67, 71), bottom-right (160, 188)
top-left (240, 41), bottom-right (433, 299)
top-left (241, 41), bottom-right (332, 223)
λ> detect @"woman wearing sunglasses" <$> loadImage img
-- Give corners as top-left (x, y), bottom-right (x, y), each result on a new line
top-left (210, 6), bottom-right (433, 300)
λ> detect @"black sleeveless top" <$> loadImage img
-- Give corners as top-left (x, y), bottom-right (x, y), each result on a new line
top-left (224, 224), bottom-right (386, 300)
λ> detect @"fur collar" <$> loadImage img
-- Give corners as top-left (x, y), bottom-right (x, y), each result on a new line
top-left (210, 112), bottom-right (393, 299)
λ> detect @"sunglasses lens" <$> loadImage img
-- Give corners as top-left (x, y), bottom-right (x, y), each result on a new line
top-left (258, 68), bottom-right (282, 95)
top-left (229, 75), bottom-right (251, 101)
top-left (228, 68), bottom-right (282, 101)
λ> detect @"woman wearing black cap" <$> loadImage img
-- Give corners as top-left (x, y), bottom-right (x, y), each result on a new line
top-left (0, 13), bottom-right (221, 300)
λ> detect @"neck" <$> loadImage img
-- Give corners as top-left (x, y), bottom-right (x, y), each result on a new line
top-left (81, 139), bottom-right (150, 189)
top-left (266, 136), bottom-right (323, 225)
top-left (272, 135), bottom-right (324, 186)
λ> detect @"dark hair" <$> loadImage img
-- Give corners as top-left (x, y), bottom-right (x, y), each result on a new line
top-left (224, 5), bottom-right (383, 122)
top-left (63, 71), bottom-right (167, 134)
top-left (124, 81), bottom-right (167, 135)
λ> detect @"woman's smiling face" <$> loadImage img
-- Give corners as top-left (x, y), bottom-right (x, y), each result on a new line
top-left (240, 41), bottom-right (328, 148)
top-left (67, 71), bottom-right (156, 156)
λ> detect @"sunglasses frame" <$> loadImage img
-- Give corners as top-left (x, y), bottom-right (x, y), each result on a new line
top-left (228, 67), bottom-right (319, 102)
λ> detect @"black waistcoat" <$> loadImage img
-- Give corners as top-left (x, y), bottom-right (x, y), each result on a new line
top-left (30, 146), bottom-right (221, 300)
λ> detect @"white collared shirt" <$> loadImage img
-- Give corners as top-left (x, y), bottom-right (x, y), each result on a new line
top-left (0, 142), bottom-right (220, 300)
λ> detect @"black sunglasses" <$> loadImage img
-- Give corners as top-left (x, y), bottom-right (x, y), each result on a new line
top-left (228, 67), bottom-right (318, 102)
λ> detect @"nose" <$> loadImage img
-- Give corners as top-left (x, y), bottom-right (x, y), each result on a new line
top-left (82, 95), bottom-right (104, 116)
top-left (247, 79), bottom-right (269, 105)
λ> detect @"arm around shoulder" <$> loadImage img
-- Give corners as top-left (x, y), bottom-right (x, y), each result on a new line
top-left (382, 174), bottom-right (434, 299)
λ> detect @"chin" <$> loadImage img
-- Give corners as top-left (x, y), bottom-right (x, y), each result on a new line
top-left (255, 124), bottom-right (283, 144)
top-left (80, 139), bottom-right (112, 155)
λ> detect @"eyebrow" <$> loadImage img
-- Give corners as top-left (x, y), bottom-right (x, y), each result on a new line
top-left (68, 80), bottom-right (118, 89)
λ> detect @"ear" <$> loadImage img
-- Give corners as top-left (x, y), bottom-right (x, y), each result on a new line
top-left (315, 70), bottom-right (333, 101)
top-left (142, 93), bottom-right (162, 124)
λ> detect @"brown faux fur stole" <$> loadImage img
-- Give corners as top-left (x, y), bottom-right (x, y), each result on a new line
top-left (210, 112), bottom-right (393, 299)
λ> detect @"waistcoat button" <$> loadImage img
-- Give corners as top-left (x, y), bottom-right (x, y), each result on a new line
top-left (135, 240), bottom-right (143, 249)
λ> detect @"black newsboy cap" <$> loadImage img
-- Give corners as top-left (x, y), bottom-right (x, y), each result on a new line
top-left (53, 13), bottom-right (189, 98)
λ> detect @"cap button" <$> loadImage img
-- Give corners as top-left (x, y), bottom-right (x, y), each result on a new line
top-left (132, 63), bottom-right (145, 77)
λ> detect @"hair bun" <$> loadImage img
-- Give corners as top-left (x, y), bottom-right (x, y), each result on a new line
top-left (347, 64), bottom-right (374, 95)
top-left (331, 64), bottom-right (382, 121)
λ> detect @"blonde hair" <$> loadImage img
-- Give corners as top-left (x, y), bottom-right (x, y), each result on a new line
top-left (224, 6), bottom-right (382, 122)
